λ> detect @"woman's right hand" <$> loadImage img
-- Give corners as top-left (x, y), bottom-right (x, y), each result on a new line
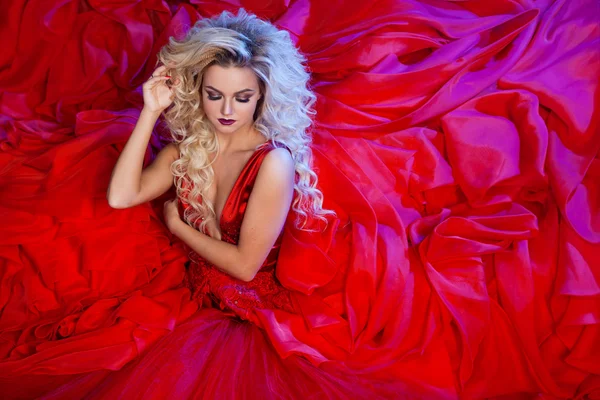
top-left (142, 65), bottom-right (174, 113)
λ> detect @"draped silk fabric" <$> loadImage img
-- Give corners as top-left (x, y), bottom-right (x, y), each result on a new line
top-left (0, 0), bottom-right (598, 399)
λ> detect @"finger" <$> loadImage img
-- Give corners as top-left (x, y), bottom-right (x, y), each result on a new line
top-left (144, 76), bottom-right (171, 85)
top-left (152, 65), bottom-right (168, 76)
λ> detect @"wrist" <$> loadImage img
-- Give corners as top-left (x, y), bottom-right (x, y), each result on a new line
top-left (168, 218), bottom-right (185, 235)
top-left (140, 107), bottom-right (163, 120)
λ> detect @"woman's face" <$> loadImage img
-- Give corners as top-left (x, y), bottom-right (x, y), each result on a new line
top-left (201, 64), bottom-right (262, 136)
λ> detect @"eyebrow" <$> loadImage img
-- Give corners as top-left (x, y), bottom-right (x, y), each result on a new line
top-left (204, 86), bottom-right (256, 95)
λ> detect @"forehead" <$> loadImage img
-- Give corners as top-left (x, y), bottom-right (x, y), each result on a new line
top-left (202, 65), bottom-right (259, 92)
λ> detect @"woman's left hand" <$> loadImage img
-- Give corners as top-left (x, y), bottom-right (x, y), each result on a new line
top-left (164, 199), bottom-right (182, 234)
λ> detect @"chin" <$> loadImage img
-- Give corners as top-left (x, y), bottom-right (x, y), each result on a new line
top-left (215, 121), bottom-right (251, 135)
top-left (214, 124), bottom-right (237, 134)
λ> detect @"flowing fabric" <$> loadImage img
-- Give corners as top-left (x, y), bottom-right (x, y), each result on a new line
top-left (0, 0), bottom-right (598, 399)
top-left (33, 144), bottom-right (404, 399)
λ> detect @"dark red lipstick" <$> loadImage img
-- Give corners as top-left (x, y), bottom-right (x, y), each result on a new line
top-left (218, 119), bottom-right (235, 126)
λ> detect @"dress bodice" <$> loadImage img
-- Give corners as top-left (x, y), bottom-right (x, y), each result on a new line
top-left (178, 143), bottom-right (295, 321)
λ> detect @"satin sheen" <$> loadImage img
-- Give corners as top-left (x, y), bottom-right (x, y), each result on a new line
top-left (35, 144), bottom-right (400, 399)
top-left (0, 0), bottom-right (599, 399)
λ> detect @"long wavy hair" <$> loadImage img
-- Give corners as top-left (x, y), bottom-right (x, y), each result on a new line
top-left (158, 9), bottom-right (333, 232)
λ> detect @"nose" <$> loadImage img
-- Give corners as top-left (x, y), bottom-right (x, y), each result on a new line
top-left (221, 98), bottom-right (234, 116)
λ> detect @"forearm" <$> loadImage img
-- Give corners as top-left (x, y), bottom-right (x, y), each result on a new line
top-left (107, 108), bottom-right (161, 206)
top-left (172, 221), bottom-right (254, 282)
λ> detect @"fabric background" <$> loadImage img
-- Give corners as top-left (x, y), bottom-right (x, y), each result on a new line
top-left (0, 0), bottom-right (598, 398)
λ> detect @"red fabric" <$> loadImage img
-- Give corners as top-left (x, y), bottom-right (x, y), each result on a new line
top-left (1, 0), bottom-right (599, 399)
top-left (180, 143), bottom-right (297, 321)
top-left (35, 146), bottom-right (402, 399)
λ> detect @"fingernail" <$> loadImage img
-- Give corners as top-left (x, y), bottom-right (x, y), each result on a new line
top-left (165, 76), bottom-right (171, 78)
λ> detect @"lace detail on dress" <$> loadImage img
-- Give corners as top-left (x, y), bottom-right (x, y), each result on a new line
top-left (178, 143), bottom-right (295, 321)
top-left (183, 259), bottom-right (295, 320)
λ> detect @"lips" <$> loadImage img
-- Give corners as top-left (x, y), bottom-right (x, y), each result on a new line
top-left (218, 119), bottom-right (235, 126)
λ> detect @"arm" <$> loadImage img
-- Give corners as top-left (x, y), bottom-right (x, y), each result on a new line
top-left (167, 148), bottom-right (295, 282)
top-left (107, 65), bottom-right (176, 208)
top-left (107, 136), bottom-right (179, 209)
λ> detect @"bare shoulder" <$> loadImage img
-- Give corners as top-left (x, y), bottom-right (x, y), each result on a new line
top-left (150, 142), bottom-right (180, 168)
top-left (162, 142), bottom-right (180, 160)
top-left (251, 147), bottom-right (295, 194)
top-left (257, 147), bottom-right (295, 182)
top-left (262, 147), bottom-right (294, 170)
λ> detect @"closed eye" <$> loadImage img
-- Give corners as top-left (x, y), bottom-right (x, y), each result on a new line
top-left (206, 95), bottom-right (250, 103)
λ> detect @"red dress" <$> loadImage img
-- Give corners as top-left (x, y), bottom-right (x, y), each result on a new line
top-left (1, 1), bottom-right (599, 399)
top-left (37, 143), bottom-right (402, 399)
top-left (179, 143), bottom-right (296, 324)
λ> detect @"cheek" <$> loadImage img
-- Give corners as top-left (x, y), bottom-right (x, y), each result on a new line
top-left (241, 100), bottom-right (259, 119)
top-left (202, 100), bottom-right (219, 118)
top-left (242, 106), bottom-right (255, 119)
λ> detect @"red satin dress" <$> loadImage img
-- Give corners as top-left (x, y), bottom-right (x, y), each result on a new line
top-left (179, 143), bottom-right (296, 323)
top-left (2, 2), bottom-right (599, 399)
top-left (40, 143), bottom-right (398, 400)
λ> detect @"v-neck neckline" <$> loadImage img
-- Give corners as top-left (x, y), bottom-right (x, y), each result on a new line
top-left (217, 142), bottom-right (270, 228)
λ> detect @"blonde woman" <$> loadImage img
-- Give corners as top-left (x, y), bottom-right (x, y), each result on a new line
top-left (98, 9), bottom-right (390, 400)
top-left (108, 10), bottom-right (329, 281)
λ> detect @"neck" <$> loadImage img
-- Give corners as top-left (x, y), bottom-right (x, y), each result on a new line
top-left (216, 124), bottom-right (263, 153)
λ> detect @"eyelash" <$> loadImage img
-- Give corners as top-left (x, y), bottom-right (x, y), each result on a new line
top-left (207, 95), bottom-right (250, 103)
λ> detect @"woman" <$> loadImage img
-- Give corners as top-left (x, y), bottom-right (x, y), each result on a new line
top-left (107, 8), bottom-right (326, 283)
top-left (4, 2), bottom-right (594, 399)
top-left (94, 9), bottom-right (392, 400)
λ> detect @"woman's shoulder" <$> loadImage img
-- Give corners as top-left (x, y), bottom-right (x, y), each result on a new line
top-left (163, 142), bottom-right (180, 160)
top-left (257, 145), bottom-right (295, 183)
top-left (262, 141), bottom-right (292, 156)
top-left (262, 141), bottom-right (293, 161)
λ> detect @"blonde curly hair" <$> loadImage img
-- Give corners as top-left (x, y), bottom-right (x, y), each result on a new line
top-left (158, 9), bottom-right (333, 232)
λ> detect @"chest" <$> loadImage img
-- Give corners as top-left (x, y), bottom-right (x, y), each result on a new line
top-left (205, 150), bottom-right (256, 226)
